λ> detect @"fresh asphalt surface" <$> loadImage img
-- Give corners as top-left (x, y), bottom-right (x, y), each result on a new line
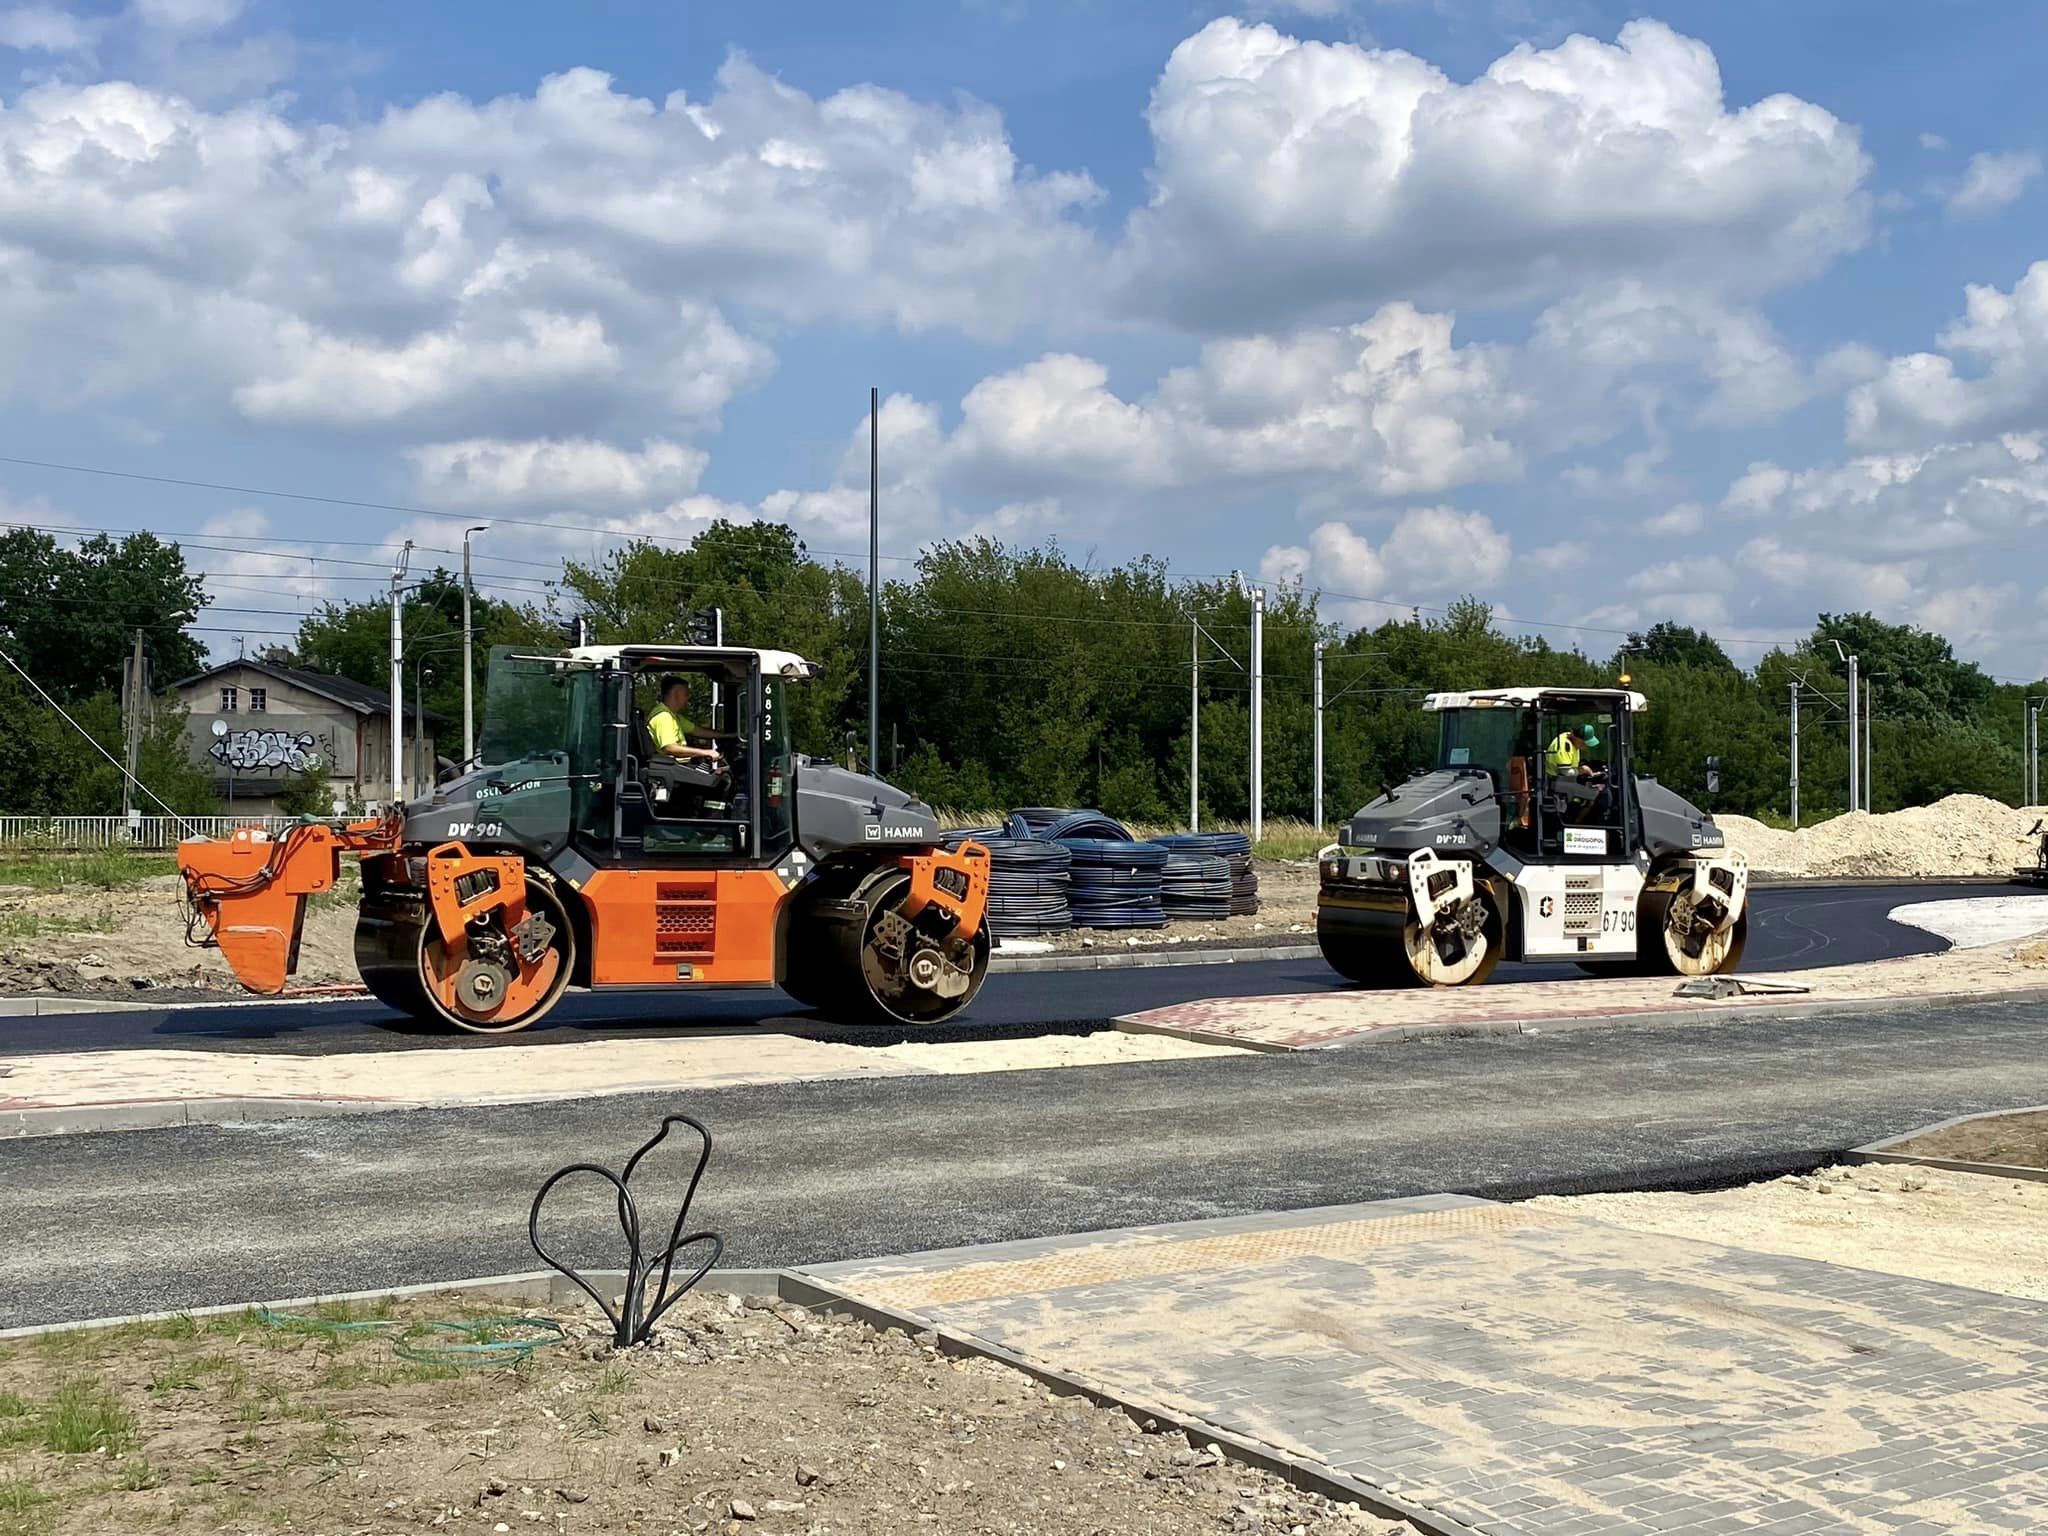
top-left (3, 995), bottom-right (2046, 1330)
top-left (0, 882), bottom-right (1979, 1057)
top-left (0, 880), bottom-right (2037, 1329)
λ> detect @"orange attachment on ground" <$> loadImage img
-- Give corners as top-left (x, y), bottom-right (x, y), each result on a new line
top-left (900, 839), bottom-right (990, 943)
top-left (178, 819), bottom-right (398, 994)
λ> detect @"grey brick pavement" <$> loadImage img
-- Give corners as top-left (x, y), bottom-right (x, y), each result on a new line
top-left (799, 1199), bottom-right (2048, 1534)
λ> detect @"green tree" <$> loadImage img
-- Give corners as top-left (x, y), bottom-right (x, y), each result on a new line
top-left (1626, 621), bottom-right (1735, 672)
top-left (0, 529), bottom-right (207, 701)
top-left (274, 761), bottom-right (336, 819)
top-left (289, 571), bottom-right (552, 762)
top-left (560, 522), bottom-right (865, 759)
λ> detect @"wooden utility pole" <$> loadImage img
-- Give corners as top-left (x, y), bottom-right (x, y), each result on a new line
top-left (122, 628), bottom-right (146, 820)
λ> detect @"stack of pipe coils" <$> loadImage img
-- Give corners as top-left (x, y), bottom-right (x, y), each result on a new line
top-left (1158, 851), bottom-right (1233, 920)
top-left (1156, 831), bottom-right (1258, 916)
top-left (943, 830), bottom-right (1072, 935)
top-left (1007, 808), bottom-right (1133, 843)
top-left (1056, 837), bottom-right (1168, 929)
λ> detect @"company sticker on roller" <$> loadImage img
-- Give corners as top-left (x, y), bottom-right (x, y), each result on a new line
top-left (1563, 827), bottom-right (1608, 856)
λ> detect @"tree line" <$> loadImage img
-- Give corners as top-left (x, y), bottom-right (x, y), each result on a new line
top-left (2, 519), bottom-right (2041, 824)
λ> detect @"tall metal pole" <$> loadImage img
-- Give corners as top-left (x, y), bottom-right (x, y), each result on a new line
top-left (1864, 676), bottom-right (1875, 812)
top-left (389, 540), bottom-right (411, 809)
top-left (1847, 652), bottom-right (1859, 813)
top-left (2029, 698), bottom-right (2042, 807)
top-left (462, 525), bottom-right (486, 770)
top-left (868, 385), bottom-right (880, 774)
top-left (1250, 587), bottom-right (1265, 843)
top-left (1189, 618), bottom-right (1200, 832)
top-left (1789, 680), bottom-right (1800, 829)
top-left (1312, 640), bottom-right (1324, 833)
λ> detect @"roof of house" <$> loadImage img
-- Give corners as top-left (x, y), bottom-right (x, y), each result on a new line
top-left (174, 658), bottom-right (446, 722)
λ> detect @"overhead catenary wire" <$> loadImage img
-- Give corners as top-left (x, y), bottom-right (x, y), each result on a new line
top-left (0, 645), bottom-right (202, 834)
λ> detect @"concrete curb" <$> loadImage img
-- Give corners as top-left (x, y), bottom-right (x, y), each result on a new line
top-left (1, 1094), bottom-right (419, 1139)
top-left (1117, 984), bottom-right (2048, 1053)
top-left (0, 1261), bottom-right (1470, 1535)
top-left (992, 942), bottom-right (1316, 973)
top-left (1843, 1102), bottom-right (2048, 1186)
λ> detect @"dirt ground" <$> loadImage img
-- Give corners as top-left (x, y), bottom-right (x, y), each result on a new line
top-left (0, 870), bottom-right (363, 996)
top-left (0, 1291), bottom-right (1413, 1536)
top-left (1530, 1162), bottom-right (2048, 1303)
top-left (1888, 1109), bottom-right (2048, 1171)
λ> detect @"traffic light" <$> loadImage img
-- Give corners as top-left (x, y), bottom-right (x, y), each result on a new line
top-left (685, 607), bottom-right (724, 648)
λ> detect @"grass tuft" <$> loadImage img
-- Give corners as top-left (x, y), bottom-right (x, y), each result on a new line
top-left (0, 851), bottom-right (177, 891)
top-left (40, 1379), bottom-right (134, 1455)
top-left (0, 1477), bottom-right (51, 1536)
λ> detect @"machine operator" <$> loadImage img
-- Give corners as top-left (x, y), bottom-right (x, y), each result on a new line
top-left (1545, 724), bottom-right (1611, 821)
top-left (648, 676), bottom-right (723, 764)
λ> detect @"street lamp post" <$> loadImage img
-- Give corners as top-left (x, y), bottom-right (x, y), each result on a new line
top-left (389, 540), bottom-right (412, 809)
top-left (1830, 640), bottom-right (1859, 813)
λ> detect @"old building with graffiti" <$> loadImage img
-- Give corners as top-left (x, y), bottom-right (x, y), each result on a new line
top-left (171, 660), bottom-right (441, 814)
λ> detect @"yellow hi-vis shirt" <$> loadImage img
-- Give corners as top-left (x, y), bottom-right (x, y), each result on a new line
top-left (1545, 732), bottom-right (1582, 776)
top-left (648, 707), bottom-right (695, 751)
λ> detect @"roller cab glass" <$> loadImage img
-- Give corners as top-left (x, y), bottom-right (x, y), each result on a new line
top-left (472, 647), bottom-right (604, 857)
top-left (1435, 705), bottom-right (1530, 790)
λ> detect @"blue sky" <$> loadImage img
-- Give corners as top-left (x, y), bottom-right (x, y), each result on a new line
top-left (0, 0), bottom-right (2043, 679)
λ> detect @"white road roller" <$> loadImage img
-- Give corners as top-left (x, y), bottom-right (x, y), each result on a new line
top-left (1316, 687), bottom-right (1749, 987)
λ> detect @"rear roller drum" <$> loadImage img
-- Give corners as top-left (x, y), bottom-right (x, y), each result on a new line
top-left (354, 878), bottom-right (575, 1034)
top-left (1638, 886), bottom-right (1749, 977)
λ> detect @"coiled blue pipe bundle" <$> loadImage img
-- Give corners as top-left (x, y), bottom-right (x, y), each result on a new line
top-left (1155, 831), bottom-right (1259, 915)
top-left (1059, 837), bottom-right (1167, 928)
top-left (1160, 852), bottom-right (1232, 920)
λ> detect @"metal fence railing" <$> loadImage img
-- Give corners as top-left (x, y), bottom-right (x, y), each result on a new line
top-left (0, 815), bottom-right (300, 851)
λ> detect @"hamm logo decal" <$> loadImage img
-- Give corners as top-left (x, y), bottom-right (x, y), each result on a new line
top-left (865, 822), bottom-right (926, 841)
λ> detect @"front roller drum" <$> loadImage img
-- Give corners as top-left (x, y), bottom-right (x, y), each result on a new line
top-left (1318, 870), bottom-right (1504, 989)
top-left (791, 868), bottom-right (991, 1026)
top-left (354, 878), bottom-right (575, 1034)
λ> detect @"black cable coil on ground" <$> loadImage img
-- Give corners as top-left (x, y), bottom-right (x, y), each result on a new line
top-left (1160, 852), bottom-right (1233, 920)
top-left (1155, 831), bottom-right (1260, 916)
top-left (1005, 806), bottom-right (1077, 837)
top-left (1059, 837), bottom-right (1168, 928)
top-left (971, 836), bottom-right (1074, 935)
top-left (1006, 808), bottom-right (1133, 843)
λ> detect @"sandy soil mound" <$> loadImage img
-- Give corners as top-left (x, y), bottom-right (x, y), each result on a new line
top-left (1718, 796), bottom-right (2048, 879)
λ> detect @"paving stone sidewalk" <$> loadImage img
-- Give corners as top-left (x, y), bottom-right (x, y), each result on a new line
top-left (795, 1198), bottom-right (2048, 1534)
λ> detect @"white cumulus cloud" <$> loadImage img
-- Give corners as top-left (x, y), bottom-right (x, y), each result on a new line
top-left (1116, 16), bottom-right (1871, 329)
top-left (1947, 150), bottom-right (2041, 217)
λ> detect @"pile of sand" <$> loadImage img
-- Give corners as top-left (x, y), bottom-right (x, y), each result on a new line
top-left (1717, 795), bottom-right (2048, 879)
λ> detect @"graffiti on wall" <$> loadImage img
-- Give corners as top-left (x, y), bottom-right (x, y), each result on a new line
top-left (210, 729), bottom-right (321, 773)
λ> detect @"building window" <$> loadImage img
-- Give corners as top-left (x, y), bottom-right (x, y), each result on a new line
top-left (249, 688), bottom-right (267, 712)
top-left (220, 686), bottom-right (238, 711)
